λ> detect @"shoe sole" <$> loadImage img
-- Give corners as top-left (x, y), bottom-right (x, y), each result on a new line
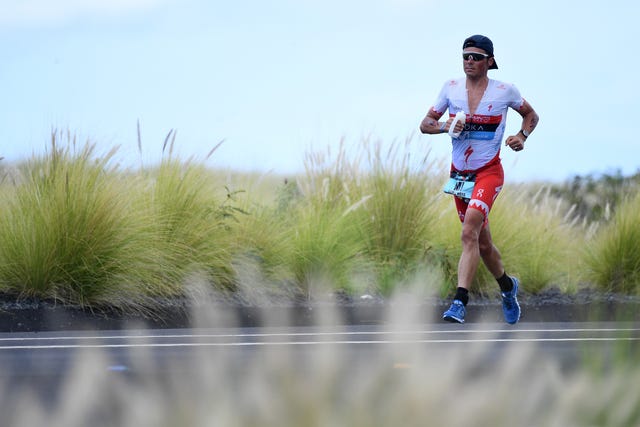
top-left (443, 314), bottom-right (465, 324)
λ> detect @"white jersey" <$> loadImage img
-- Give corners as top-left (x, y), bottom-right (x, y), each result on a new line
top-left (431, 77), bottom-right (524, 171)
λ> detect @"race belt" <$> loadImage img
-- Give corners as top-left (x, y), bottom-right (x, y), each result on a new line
top-left (443, 171), bottom-right (476, 200)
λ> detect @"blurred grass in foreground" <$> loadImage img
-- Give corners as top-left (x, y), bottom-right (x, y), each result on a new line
top-left (0, 298), bottom-right (638, 427)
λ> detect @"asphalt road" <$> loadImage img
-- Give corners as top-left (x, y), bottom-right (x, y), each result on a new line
top-left (1, 321), bottom-right (638, 380)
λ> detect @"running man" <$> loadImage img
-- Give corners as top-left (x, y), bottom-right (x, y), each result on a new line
top-left (419, 35), bottom-right (539, 324)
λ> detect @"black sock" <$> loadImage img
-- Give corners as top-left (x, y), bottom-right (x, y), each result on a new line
top-left (497, 272), bottom-right (514, 293)
top-left (454, 287), bottom-right (469, 306)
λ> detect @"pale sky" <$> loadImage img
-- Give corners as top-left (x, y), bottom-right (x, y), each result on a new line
top-left (1, 0), bottom-right (638, 182)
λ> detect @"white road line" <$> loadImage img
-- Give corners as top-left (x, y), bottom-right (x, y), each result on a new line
top-left (0, 336), bottom-right (639, 351)
top-left (0, 327), bottom-right (638, 343)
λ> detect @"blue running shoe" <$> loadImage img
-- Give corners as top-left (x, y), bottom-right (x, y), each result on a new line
top-left (501, 277), bottom-right (521, 324)
top-left (443, 300), bottom-right (466, 323)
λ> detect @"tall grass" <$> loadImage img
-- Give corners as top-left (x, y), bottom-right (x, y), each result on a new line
top-left (234, 143), bottom-right (371, 298)
top-left (288, 201), bottom-right (366, 295)
top-left (0, 134), bottom-right (152, 305)
top-left (355, 141), bottom-right (446, 292)
top-left (586, 191), bottom-right (640, 294)
top-left (230, 138), bottom-right (450, 298)
top-left (0, 132), bottom-right (242, 308)
top-left (0, 131), bottom-right (637, 306)
top-left (488, 184), bottom-right (584, 294)
top-left (298, 138), bottom-right (454, 295)
top-left (139, 156), bottom-right (239, 294)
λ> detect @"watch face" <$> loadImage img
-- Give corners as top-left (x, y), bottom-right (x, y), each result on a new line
top-left (522, 130), bottom-right (530, 137)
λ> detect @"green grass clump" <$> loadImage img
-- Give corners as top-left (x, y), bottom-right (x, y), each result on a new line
top-left (585, 191), bottom-right (640, 294)
top-left (234, 138), bottom-right (452, 298)
top-left (0, 132), bottom-right (244, 307)
top-left (268, 143), bottom-right (371, 296)
top-left (297, 139), bottom-right (456, 296)
top-left (352, 142), bottom-right (449, 294)
top-left (139, 156), bottom-right (240, 294)
top-left (288, 201), bottom-right (365, 295)
top-left (0, 134), bottom-right (151, 305)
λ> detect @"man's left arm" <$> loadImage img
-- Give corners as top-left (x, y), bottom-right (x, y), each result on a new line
top-left (505, 100), bottom-right (539, 152)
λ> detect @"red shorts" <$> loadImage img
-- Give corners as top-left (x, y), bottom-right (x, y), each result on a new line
top-left (451, 159), bottom-right (504, 226)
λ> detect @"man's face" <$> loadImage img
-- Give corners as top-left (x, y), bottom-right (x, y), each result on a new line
top-left (462, 47), bottom-right (492, 77)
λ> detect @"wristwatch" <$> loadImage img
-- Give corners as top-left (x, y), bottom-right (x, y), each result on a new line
top-left (519, 129), bottom-right (530, 139)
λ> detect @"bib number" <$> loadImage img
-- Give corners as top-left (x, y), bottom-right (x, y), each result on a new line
top-left (443, 172), bottom-right (476, 200)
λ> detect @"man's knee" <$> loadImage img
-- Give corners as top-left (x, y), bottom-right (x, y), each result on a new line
top-left (460, 210), bottom-right (484, 246)
top-left (460, 226), bottom-right (479, 246)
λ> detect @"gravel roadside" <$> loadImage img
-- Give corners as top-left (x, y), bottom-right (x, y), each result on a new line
top-left (0, 287), bottom-right (638, 332)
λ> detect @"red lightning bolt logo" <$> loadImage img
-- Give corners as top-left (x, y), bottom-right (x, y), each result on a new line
top-left (464, 146), bottom-right (473, 163)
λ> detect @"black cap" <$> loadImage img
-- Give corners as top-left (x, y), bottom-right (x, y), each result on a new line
top-left (463, 35), bottom-right (498, 69)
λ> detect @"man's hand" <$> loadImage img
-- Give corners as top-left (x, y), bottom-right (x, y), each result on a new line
top-left (447, 117), bottom-right (465, 135)
top-left (505, 134), bottom-right (526, 152)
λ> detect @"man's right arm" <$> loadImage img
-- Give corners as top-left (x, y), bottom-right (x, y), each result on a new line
top-left (420, 108), bottom-right (448, 134)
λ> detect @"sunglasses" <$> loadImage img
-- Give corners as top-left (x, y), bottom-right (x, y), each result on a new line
top-left (462, 52), bottom-right (489, 61)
